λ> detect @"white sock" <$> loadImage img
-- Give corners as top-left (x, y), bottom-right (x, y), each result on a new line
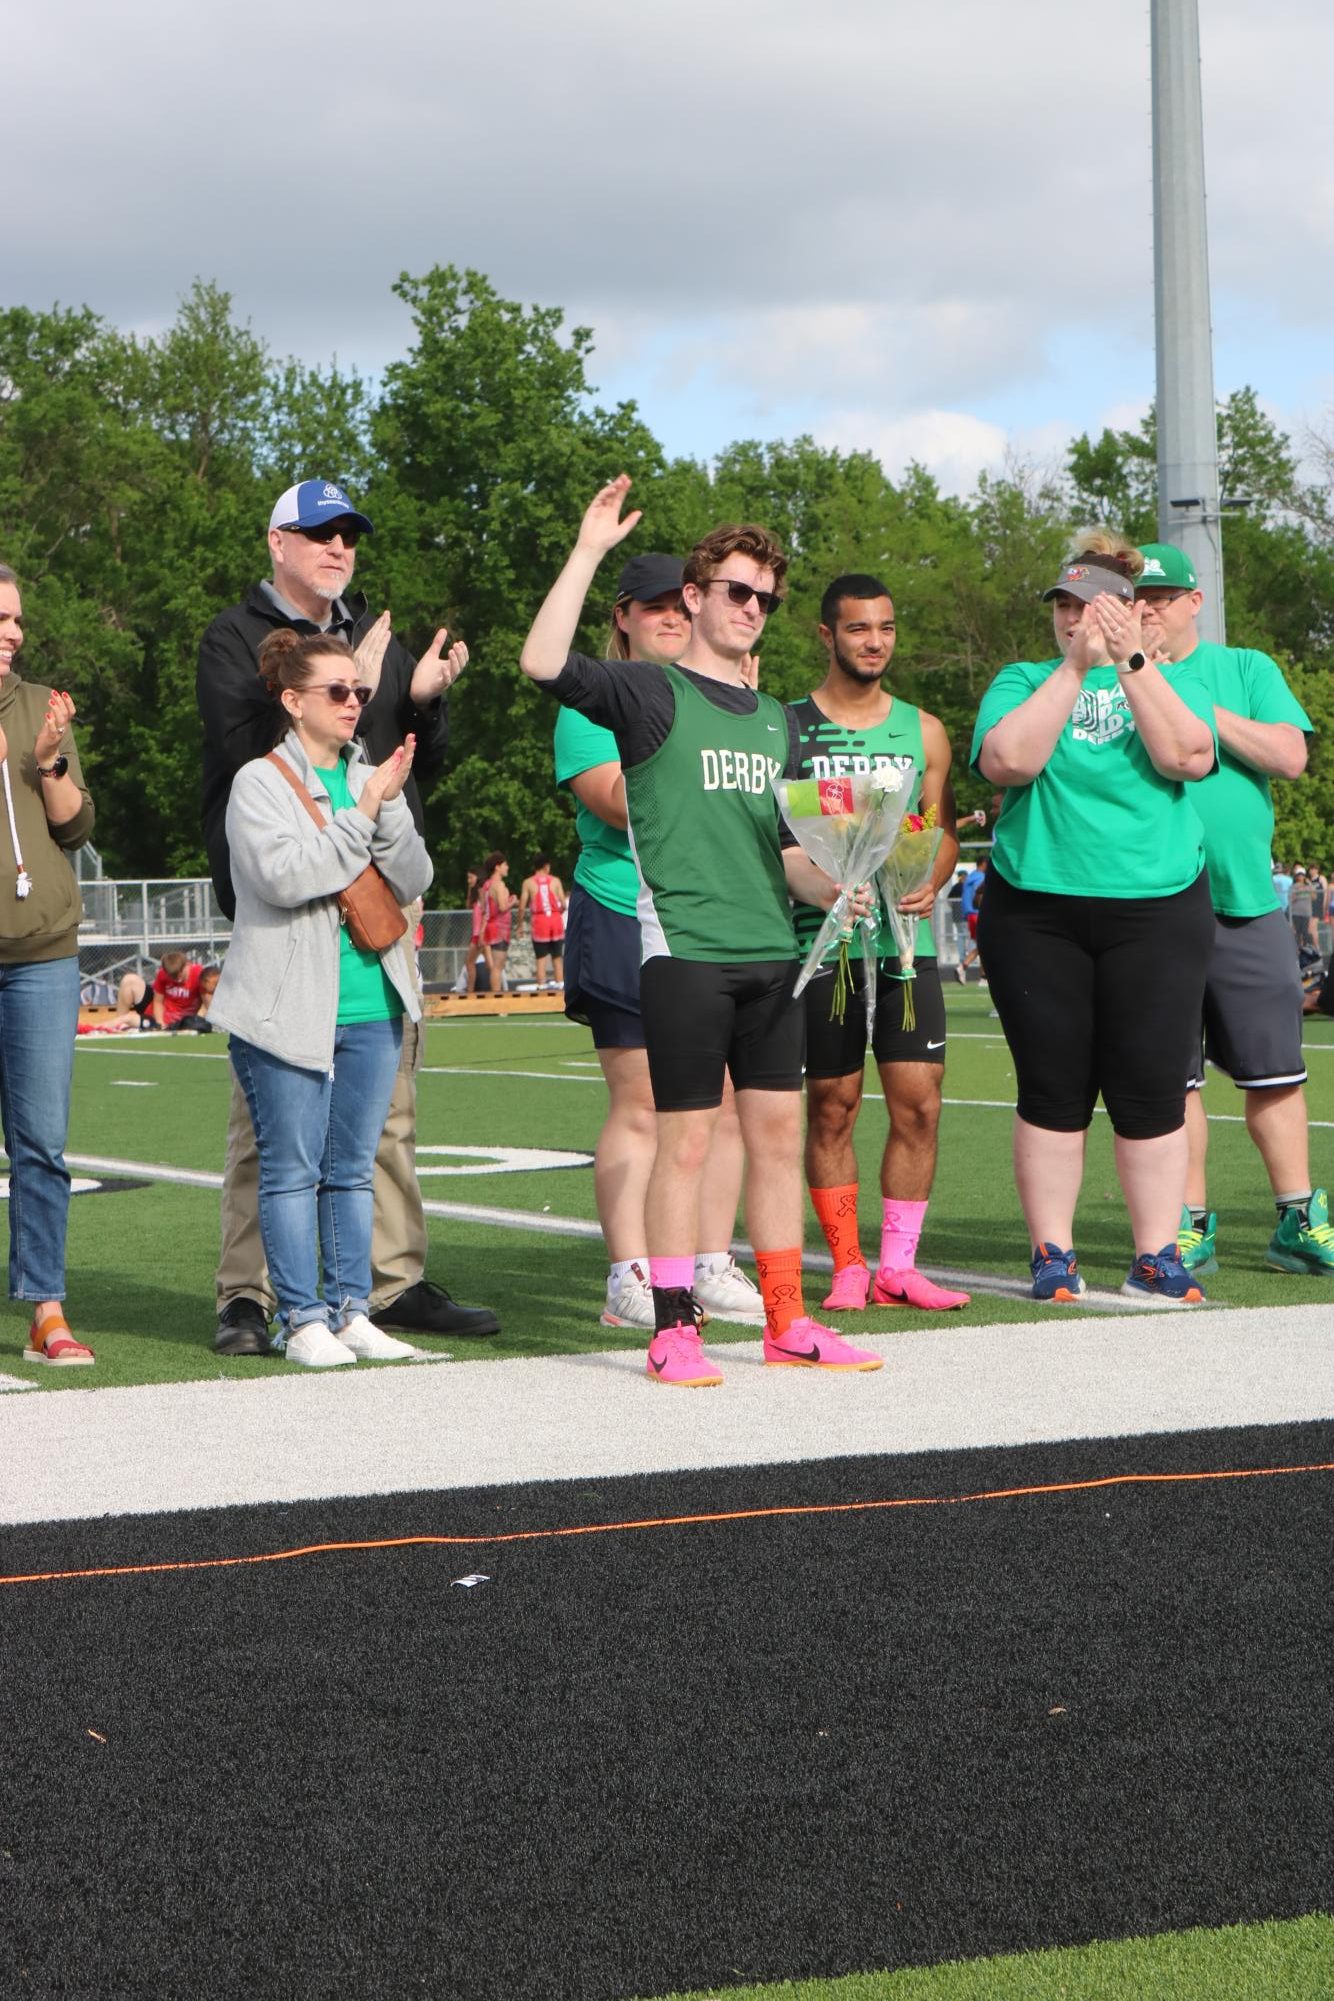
top-left (695, 1252), bottom-right (731, 1276)
top-left (608, 1257), bottom-right (649, 1293)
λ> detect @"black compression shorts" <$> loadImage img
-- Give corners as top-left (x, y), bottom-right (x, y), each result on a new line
top-left (804, 959), bottom-right (947, 1077)
top-left (639, 957), bottom-right (804, 1111)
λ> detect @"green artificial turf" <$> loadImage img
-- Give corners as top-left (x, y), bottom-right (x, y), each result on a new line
top-left (643, 1914), bottom-right (1334, 2000)
top-left (7, 996), bottom-right (1334, 1390)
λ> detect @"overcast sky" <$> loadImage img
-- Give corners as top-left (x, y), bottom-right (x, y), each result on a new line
top-left (12, 0), bottom-right (1333, 494)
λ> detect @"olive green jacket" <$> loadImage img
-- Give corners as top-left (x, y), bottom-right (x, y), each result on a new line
top-left (0, 672), bottom-right (94, 965)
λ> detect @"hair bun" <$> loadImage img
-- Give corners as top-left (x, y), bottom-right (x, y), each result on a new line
top-left (257, 626), bottom-right (301, 694)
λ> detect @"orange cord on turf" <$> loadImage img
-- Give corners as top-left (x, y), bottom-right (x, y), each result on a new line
top-left (1, 1461), bottom-right (1330, 1589)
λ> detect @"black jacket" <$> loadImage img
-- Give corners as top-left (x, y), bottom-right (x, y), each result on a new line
top-left (197, 584), bottom-right (450, 917)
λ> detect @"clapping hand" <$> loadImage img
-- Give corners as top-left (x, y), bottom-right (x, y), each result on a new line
top-left (359, 733), bottom-right (417, 819)
top-left (354, 612), bottom-right (392, 695)
top-left (34, 690), bottom-right (76, 767)
top-left (411, 630), bottom-right (469, 705)
top-left (1090, 594), bottom-right (1147, 668)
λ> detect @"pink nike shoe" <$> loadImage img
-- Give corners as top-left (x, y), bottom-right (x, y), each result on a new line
top-left (872, 1267), bottom-right (970, 1311)
top-left (822, 1263), bottom-right (871, 1311)
top-left (763, 1317), bottom-right (883, 1371)
top-left (645, 1323), bottom-right (724, 1388)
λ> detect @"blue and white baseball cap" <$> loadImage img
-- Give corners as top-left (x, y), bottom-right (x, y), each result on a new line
top-left (268, 478), bottom-right (374, 536)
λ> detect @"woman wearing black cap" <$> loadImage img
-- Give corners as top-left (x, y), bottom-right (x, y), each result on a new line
top-left (552, 552), bottom-right (761, 1331)
top-left (969, 529), bottom-right (1218, 1305)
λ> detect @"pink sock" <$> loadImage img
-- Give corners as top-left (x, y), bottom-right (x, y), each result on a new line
top-left (880, 1199), bottom-right (927, 1274)
top-left (649, 1255), bottom-right (696, 1292)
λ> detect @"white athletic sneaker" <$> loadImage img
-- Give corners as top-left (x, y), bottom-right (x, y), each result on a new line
top-left (335, 1314), bottom-right (421, 1360)
top-left (600, 1264), bottom-right (656, 1329)
top-left (286, 1322), bottom-right (357, 1368)
top-left (692, 1256), bottom-right (766, 1324)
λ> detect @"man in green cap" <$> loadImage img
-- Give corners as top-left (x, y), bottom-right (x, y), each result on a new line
top-left (1136, 543), bottom-right (1328, 1275)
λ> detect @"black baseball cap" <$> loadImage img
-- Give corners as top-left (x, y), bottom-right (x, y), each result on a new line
top-left (615, 553), bottom-right (684, 604)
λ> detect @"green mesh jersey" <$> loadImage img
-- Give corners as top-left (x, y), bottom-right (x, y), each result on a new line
top-left (624, 664), bottom-right (797, 962)
top-left (786, 693), bottom-right (935, 961)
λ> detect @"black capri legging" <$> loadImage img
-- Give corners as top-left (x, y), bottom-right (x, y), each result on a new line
top-left (977, 866), bottom-right (1214, 1139)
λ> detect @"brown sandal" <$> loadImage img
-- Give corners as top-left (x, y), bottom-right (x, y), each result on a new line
top-left (22, 1305), bottom-right (95, 1367)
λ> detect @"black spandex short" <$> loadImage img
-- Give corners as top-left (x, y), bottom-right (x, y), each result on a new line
top-left (638, 957), bottom-right (804, 1111)
top-left (977, 864), bottom-right (1214, 1140)
top-left (562, 883), bottom-right (646, 1050)
top-left (804, 959), bottom-right (947, 1077)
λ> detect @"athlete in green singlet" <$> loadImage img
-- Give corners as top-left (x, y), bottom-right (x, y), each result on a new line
top-left (793, 576), bottom-right (968, 1313)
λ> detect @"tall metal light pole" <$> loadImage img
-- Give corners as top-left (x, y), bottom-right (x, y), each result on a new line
top-left (1152, 0), bottom-right (1226, 643)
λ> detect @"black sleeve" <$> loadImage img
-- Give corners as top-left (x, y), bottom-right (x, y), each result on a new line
top-left (196, 612), bottom-right (278, 778)
top-left (356, 621), bottom-right (451, 791)
top-left (778, 705), bottom-right (802, 849)
top-left (541, 654), bottom-right (676, 767)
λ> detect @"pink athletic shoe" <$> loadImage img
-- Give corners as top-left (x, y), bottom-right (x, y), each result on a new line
top-left (822, 1263), bottom-right (871, 1311)
top-left (645, 1323), bottom-right (724, 1388)
top-left (763, 1317), bottom-right (883, 1371)
top-left (872, 1267), bottom-right (970, 1311)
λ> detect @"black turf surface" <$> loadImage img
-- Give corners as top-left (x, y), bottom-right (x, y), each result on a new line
top-left (3, 1421), bottom-right (1332, 2000)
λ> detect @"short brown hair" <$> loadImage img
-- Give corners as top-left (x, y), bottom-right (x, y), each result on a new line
top-left (159, 950), bottom-right (190, 979)
top-left (683, 523), bottom-right (789, 599)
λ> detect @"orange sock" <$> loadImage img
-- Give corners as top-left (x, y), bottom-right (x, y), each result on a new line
top-left (753, 1247), bottom-right (805, 1336)
top-left (810, 1184), bottom-right (866, 1272)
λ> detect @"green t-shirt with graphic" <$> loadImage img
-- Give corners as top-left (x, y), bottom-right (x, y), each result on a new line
top-left (785, 693), bottom-right (935, 961)
top-left (552, 706), bottom-right (640, 918)
top-left (315, 760), bottom-right (404, 1025)
top-left (624, 665), bottom-right (796, 962)
top-left (969, 659), bottom-right (1217, 898)
top-left (1170, 642), bottom-right (1312, 917)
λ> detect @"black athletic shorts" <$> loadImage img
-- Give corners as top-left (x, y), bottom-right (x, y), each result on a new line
top-left (562, 883), bottom-right (646, 1050)
top-left (638, 957), bottom-right (804, 1111)
top-left (1187, 907), bottom-right (1307, 1090)
top-left (804, 959), bottom-right (947, 1077)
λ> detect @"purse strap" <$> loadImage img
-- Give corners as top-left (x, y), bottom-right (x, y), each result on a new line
top-left (265, 751), bottom-right (330, 830)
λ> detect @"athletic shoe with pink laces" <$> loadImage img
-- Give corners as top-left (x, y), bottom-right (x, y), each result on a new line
top-left (762, 1317), bottom-right (883, 1371)
top-left (645, 1323), bottom-right (724, 1388)
top-left (822, 1263), bottom-right (871, 1311)
top-left (872, 1267), bottom-right (970, 1311)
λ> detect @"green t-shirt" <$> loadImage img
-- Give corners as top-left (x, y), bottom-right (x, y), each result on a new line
top-left (785, 693), bottom-right (935, 961)
top-left (552, 706), bottom-right (639, 918)
top-left (624, 665), bottom-right (796, 962)
top-left (1170, 642), bottom-right (1312, 917)
top-left (969, 659), bottom-right (1217, 898)
top-left (314, 760), bottom-right (404, 1026)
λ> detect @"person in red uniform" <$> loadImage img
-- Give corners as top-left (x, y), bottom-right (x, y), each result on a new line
top-left (520, 853), bottom-right (567, 990)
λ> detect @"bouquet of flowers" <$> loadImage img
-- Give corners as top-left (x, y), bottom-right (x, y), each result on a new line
top-left (878, 804), bottom-right (943, 1030)
top-left (776, 767), bottom-right (916, 1023)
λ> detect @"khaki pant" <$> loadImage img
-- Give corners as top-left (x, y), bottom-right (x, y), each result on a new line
top-left (216, 915), bottom-right (429, 1317)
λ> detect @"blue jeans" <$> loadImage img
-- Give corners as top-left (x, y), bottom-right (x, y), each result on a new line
top-left (0, 956), bottom-right (81, 1301)
top-left (229, 1019), bottom-right (403, 1342)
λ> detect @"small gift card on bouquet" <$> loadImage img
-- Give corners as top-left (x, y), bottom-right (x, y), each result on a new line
top-left (776, 768), bottom-right (916, 1025)
top-left (878, 806), bottom-right (943, 1029)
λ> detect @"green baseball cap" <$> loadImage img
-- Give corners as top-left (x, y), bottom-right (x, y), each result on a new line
top-left (1136, 543), bottom-right (1199, 591)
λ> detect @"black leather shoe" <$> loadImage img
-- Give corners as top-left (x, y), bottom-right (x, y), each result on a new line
top-left (371, 1280), bottom-right (500, 1338)
top-left (214, 1297), bottom-right (273, 1356)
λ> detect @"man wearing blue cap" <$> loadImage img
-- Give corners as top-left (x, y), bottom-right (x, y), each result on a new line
top-left (197, 477), bottom-right (501, 1352)
top-left (1135, 543), bottom-right (1329, 1278)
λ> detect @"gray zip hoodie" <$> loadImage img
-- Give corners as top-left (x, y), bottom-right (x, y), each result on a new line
top-left (208, 730), bottom-right (433, 1072)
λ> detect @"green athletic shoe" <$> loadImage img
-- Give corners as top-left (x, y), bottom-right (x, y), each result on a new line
top-left (1176, 1205), bottom-right (1219, 1276)
top-left (1265, 1188), bottom-right (1334, 1275)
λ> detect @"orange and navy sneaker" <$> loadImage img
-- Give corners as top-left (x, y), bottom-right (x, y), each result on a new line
top-left (1029, 1244), bottom-right (1086, 1303)
top-left (762, 1317), bottom-right (882, 1371)
top-left (645, 1323), bottom-right (724, 1388)
top-left (1121, 1246), bottom-right (1205, 1306)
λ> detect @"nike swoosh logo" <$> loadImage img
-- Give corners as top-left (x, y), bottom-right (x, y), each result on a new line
top-left (778, 1339), bottom-right (821, 1360)
top-left (649, 1352), bottom-right (669, 1373)
top-left (766, 725), bottom-right (780, 733)
top-left (926, 1039), bottom-right (945, 1050)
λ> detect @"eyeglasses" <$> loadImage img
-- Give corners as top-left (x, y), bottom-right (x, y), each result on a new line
top-left (700, 578), bottom-right (782, 617)
top-left (286, 522), bottom-right (363, 547)
top-left (307, 682), bottom-right (372, 708)
top-left (1135, 588), bottom-right (1190, 604)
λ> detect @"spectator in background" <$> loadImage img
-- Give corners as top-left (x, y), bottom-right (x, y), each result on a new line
top-left (1307, 865), bottom-right (1327, 927)
top-left (520, 853), bottom-right (566, 991)
top-left (955, 854), bottom-right (988, 985)
top-left (0, 565), bottom-right (97, 1368)
top-left (478, 852), bottom-right (514, 992)
top-left (152, 950), bottom-right (202, 1029)
top-left (196, 476), bottom-right (498, 1354)
top-left (1272, 862), bottom-right (1293, 912)
top-left (1288, 868), bottom-right (1314, 952)
top-left (463, 867), bottom-right (485, 996)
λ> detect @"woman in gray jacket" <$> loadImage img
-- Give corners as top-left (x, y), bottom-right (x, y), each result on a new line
top-left (208, 629), bottom-right (433, 1367)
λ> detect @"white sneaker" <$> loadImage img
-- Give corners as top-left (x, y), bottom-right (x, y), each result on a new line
top-left (600, 1264), bottom-right (656, 1329)
top-left (335, 1314), bottom-right (421, 1360)
top-left (693, 1256), bottom-right (766, 1323)
top-left (286, 1322), bottom-right (357, 1368)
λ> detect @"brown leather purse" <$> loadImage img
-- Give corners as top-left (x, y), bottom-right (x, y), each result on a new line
top-left (265, 753), bottom-right (408, 953)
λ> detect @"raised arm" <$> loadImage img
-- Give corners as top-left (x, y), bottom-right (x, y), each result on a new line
top-left (520, 476), bottom-right (642, 682)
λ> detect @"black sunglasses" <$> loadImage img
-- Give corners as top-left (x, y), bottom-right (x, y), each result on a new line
top-left (308, 681), bottom-right (372, 708)
top-left (700, 578), bottom-right (782, 617)
top-left (288, 522), bottom-right (363, 547)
